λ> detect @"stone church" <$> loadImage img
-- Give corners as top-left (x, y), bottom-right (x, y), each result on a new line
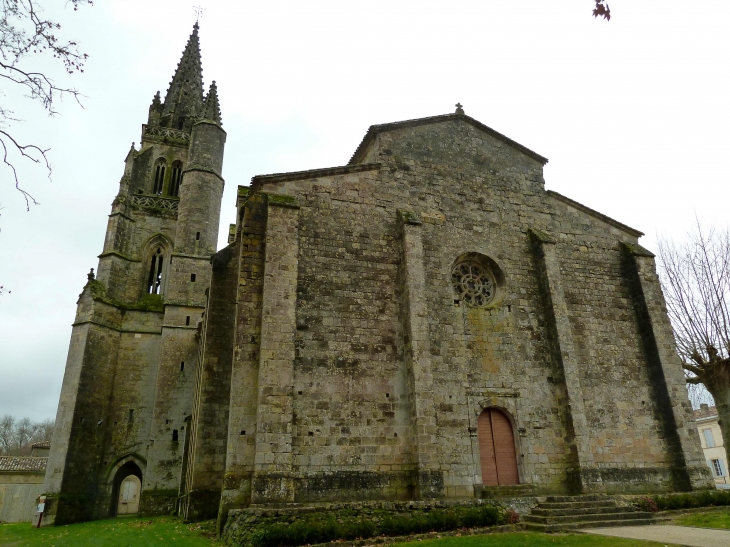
top-left (41, 24), bottom-right (713, 527)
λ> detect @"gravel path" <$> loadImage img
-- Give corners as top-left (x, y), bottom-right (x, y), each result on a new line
top-left (584, 524), bottom-right (730, 547)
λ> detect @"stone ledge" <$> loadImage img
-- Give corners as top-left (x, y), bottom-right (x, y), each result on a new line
top-left (252, 162), bottom-right (381, 186)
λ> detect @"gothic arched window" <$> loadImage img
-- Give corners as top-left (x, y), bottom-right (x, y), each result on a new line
top-left (169, 161), bottom-right (183, 197)
top-left (152, 159), bottom-right (167, 195)
top-left (147, 247), bottom-right (165, 294)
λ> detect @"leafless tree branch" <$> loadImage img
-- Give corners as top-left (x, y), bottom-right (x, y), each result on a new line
top-left (658, 222), bottom-right (730, 454)
top-left (0, 0), bottom-right (91, 205)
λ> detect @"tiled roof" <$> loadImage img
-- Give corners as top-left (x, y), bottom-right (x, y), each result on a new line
top-left (0, 456), bottom-right (48, 473)
top-left (694, 405), bottom-right (718, 420)
top-left (31, 441), bottom-right (51, 449)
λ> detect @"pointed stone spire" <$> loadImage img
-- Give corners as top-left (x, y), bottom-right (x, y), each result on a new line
top-left (160, 23), bottom-right (205, 130)
top-left (202, 80), bottom-right (222, 125)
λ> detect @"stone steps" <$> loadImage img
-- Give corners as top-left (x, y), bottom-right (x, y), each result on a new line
top-left (544, 494), bottom-right (614, 503)
top-left (524, 495), bottom-right (657, 532)
top-left (537, 500), bottom-right (617, 510)
top-left (524, 510), bottom-right (653, 525)
top-left (525, 517), bottom-right (655, 533)
top-left (529, 505), bottom-right (636, 517)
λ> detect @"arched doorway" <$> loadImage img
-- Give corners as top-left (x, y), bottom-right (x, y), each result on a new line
top-left (110, 461), bottom-right (143, 516)
top-left (117, 475), bottom-right (141, 514)
top-left (477, 407), bottom-right (519, 485)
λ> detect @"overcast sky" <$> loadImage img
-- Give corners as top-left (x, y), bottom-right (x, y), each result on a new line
top-left (0, 1), bottom-right (727, 421)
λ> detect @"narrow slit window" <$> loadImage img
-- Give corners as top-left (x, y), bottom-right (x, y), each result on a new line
top-left (147, 247), bottom-right (164, 294)
top-left (180, 361), bottom-right (185, 372)
top-left (153, 159), bottom-right (167, 195)
top-left (196, 231), bottom-right (200, 241)
top-left (172, 429), bottom-right (179, 442)
top-left (191, 273), bottom-right (196, 282)
top-left (128, 409), bottom-right (134, 424)
top-left (169, 161), bottom-right (183, 197)
top-left (186, 316), bottom-right (191, 326)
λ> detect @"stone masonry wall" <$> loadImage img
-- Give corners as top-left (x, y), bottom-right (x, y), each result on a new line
top-left (214, 116), bottom-right (707, 507)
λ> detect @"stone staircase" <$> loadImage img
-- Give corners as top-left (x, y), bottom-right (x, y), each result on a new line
top-left (523, 495), bottom-right (657, 532)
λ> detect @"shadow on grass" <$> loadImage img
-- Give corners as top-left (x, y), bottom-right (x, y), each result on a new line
top-left (0, 516), bottom-right (218, 547)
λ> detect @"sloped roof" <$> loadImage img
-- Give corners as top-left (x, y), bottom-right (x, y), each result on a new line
top-left (548, 190), bottom-right (644, 238)
top-left (0, 456), bottom-right (48, 473)
top-left (695, 405), bottom-right (718, 420)
top-left (251, 163), bottom-right (380, 187)
top-left (31, 441), bottom-right (51, 449)
top-left (348, 112), bottom-right (548, 166)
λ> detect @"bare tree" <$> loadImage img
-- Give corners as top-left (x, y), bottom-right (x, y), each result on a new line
top-left (13, 416), bottom-right (34, 451)
top-left (0, 414), bottom-right (54, 455)
top-left (34, 418), bottom-right (54, 444)
top-left (658, 223), bottom-right (730, 453)
top-left (0, 0), bottom-right (92, 209)
top-left (0, 414), bottom-right (15, 454)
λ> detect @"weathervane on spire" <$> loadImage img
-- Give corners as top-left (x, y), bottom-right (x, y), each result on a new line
top-left (194, 4), bottom-right (205, 23)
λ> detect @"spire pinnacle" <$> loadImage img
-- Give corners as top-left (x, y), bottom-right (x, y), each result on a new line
top-left (202, 80), bottom-right (222, 125)
top-left (160, 24), bottom-right (204, 130)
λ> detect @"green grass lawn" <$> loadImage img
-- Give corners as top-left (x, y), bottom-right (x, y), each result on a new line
top-left (0, 516), bottom-right (218, 546)
top-left (674, 508), bottom-right (730, 530)
top-left (0, 517), bottom-right (672, 547)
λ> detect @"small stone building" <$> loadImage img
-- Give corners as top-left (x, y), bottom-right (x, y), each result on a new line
top-left (31, 441), bottom-right (51, 458)
top-left (0, 456), bottom-right (47, 523)
top-left (41, 24), bottom-right (713, 527)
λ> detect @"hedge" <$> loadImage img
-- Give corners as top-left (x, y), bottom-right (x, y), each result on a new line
top-left (251, 505), bottom-right (510, 547)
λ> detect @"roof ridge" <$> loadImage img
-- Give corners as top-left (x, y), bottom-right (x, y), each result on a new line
top-left (348, 112), bottom-right (548, 166)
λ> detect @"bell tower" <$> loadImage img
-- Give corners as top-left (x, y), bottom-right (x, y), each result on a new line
top-left (41, 23), bottom-right (226, 525)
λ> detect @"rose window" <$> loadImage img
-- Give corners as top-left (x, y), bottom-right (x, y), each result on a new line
top-left (451, 260), bottom-right (496, 307)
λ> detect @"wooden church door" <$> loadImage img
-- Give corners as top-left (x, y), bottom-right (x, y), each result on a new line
top-left (117, 475), bottom-right (141, 515)
top-left (477, 408), bottom-right (519, 486)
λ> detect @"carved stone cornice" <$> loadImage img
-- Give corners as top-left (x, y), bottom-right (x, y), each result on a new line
top-left (141, 124), bottom-right (191, 146)
top-left (130, 194), bottom-right (180, 218)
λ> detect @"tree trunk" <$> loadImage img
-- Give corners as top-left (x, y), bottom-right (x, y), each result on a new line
top-left (703, 372), bottom-right (730, 468)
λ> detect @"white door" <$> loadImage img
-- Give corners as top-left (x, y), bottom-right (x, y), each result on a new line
top-left (117, 475), bottom-right (141, 515)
